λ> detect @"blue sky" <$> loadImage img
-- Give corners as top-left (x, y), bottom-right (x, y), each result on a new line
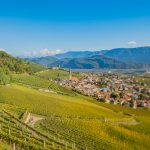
top-left (0, 0), bottom-right (150, 57)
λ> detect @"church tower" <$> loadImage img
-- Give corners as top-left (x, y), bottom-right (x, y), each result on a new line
top-left (69, 68), bottom-right (72, 80)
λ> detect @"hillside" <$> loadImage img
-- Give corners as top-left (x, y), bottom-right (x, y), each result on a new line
top-left (0, 83), bottom-right (150, 150)
top-left (0, 51), bottom-right (46, 74)
top-left (36, 69), bottom-right (80, 80)
top-left (0, 52), bottom-right (150, 149)
top-left (12, 73), bottom-right (77, 96)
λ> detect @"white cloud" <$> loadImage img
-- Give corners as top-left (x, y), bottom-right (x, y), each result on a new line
top-left (24, 48), bottom-right (64, 57)
top-left (0, 48), bottom-right (6, 51)
top-left (146, 44), bottom-right (150, 47)
top-left (127, 41), bottom-right (137, 45)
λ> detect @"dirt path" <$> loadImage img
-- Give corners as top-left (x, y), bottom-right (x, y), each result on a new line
top-left (3, 110), bottom-right (72, 149)
top-left (24, 112), bottom-right (43, 127)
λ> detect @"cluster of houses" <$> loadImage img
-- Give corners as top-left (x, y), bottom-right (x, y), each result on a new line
top-left (97, 74), bottom-right (150, 108)
top-left (55, 70), bottom-right (150, 109)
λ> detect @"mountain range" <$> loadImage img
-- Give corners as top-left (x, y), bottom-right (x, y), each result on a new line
top-left (54, 50), bottom-right (107, 59)
top-left (104, 47), bottom-right (150, 64)
top-left (25, 47), bottom-right (150, 69)
top-left (25, 56), bottom-right (58, 67)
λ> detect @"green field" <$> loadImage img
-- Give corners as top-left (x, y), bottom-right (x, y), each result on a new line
top-left (0, 104), bottom-right (72, 150)
top-left (12, 73), bottom-right (77, 96)
top-left (36, 69), bottom-right (81, 80)
top-left (0, 69), bottom-right (150, 150)
top-left (0, 82), bottom-right (150, 150)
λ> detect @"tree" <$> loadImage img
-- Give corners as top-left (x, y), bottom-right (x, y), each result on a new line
top-left (138, 93), bottom-right (146, 100)
top-left (0, 68), bottom-right (11, 85)
top-left (110, 92), bottom-right (119, 100)
top-left (130, 96), bottom-right (135, 107)
top-left (119, 92), bottom-right (124, 98)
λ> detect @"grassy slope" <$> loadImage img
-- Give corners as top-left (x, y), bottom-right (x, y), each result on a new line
top-left (12, 73), bottom-right (77, 96)
top-left (36, 69), bottom-right (69, 79)
top-left (0, 50), bottom-right (46, 74)
top-left (36, 69), bottom-right (81, 80)
top-left (0, 84), bottom-right (150, 150)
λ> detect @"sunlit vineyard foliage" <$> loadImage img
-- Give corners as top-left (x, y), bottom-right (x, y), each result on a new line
top-left (36, 69), bottom-right (70, 80)
top-left (0, 84), bottom-right (150, 150)
top-left (12, 74), bottom-right (76, 96)
top-left (0, 107), bottom-right (73, 150)
top-left (36, 69), bottom-right (81, 80)
top-left (1, 49), bottom-right (149, 149)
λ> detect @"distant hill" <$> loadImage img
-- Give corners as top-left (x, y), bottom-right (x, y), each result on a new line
top-left (25, 56), bottom-right (58, 66)
top-left (104, 47), bottom-right (150, 64)
top-left (54, 50), bottom-right (107, 59)
top-left (54, 47), bottom-right (150, 65)
top-left (24, 46), bottom-right (150, 69)
top-left (0, 51), bottom-right (46, 74)
top-left (50, 55), bottom-right (140, 69)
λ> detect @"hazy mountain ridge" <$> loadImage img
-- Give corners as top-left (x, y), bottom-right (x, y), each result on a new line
top-left (104, 47), bottom-right (150, 64)
top-left (54, 50), bottom-right (108, 59)
top-left (54, 47), bottom-right (150, 64)
top-left (25, 56), bottom-right (58, 66)
top-left (50, 55), bottom-right (141, 69)
top-left (25, 47), bottom-right (150, 69)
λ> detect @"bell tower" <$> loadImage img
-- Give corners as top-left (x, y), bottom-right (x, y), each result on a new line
top-left (69, 68), bottom-right (72, 80)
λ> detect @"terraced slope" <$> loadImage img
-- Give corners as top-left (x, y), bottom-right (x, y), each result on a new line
top-left (12, 73), bottom-right (76, 96)
top-left (0, 84), bottom-right (150, 150)
top-left (0, 109), bottom-right (73, 150)
top-left (36, 69), bottom-right (81, 80)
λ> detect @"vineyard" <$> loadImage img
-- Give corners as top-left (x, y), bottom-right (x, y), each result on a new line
top-left (0, 107), bottom-right (75, 150)
top-left (12, 74), bottom-right (76, 96)
top-left (0, 84), bottom-right (150, 150)
top-left (36, 69), bottom-right (81, 80)
top-left (36, 69), bottom-right (70, 80)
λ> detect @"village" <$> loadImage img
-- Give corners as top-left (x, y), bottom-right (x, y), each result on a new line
top-left (55, 69), bottom-right (150, 109)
